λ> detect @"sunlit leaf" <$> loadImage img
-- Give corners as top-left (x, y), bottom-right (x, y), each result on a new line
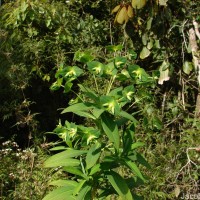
top-left (106, 45), bottom-right (123, 52)
top-left (116, 6), bottom-right (128, 24)
top-left (112, 5), bottom-right (121, 13)
top-left (63, 166), bottom-right (88, 179)
top-left (124, 160), bottom-right (145, 181)
top-left (114, 57), bottom-right (127, 68)
top-left (86, 142), bottom-right (101, 169)
top-left (49, 180), bottom-right (78, 188)
top-left (101, 113), bottom-right (119, 150)
top-left (76, 183), bottom-right (91, 200)
top-left (147, 38), bottom-right (154, 50)
top-left (127, 5), bottom-right (134, 18)
top-left (74, 51), bottom-right (94, 63)
top-left (142, 33), bottom-right (148, 46)
top-left (158, 0), bottom-right (168, 6)
top-left (62, 102), bottom-right (94, 114)
top-left (132, 0), bottom-right (147, 9)
top-left (107, 171), bottom-right (133, 200)
top-left (44, 149), bottom-right (87, 168)
top-left (100, 96), bottom-right (120, 115)
top-left (104, 62), bottom-right (118, 76)
top-left (183, 61), bottom-right (193, 75)
top-left (49, 146), bottom-right (68, 151)
top-left (131, 142), bottom-right (144, 150)
top-left (87, 61), bottom-right (104, 76)
top-left (140, 46), bottom-right (151, 59)
top-left (158, 60), bottom-right (170, 85)
top-left (42, 187), bottom-right (75, 200)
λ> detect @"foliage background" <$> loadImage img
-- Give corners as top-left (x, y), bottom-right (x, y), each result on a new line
top-left (0, 0), bottom-right (200, 199)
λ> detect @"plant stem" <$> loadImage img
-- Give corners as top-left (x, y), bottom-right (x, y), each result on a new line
top-left (106, 75), bottom-right (116, 95)
top-left (93, 75), bottom-right (100, 94)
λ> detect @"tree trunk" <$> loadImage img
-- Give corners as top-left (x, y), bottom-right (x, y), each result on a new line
top-left (189, 23), bottom-right (200, 117)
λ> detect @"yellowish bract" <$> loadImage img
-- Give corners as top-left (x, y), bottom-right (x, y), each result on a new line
top-left (111, 4), bottom-right (121, 14)
top-left (132, 0), bottom-right (147, 9)
top-left (112, 4), bottom-right (134, 25)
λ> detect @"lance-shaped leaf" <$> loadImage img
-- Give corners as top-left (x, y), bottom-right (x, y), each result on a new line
top-left (62, 103), bottom-right (96, 119)
top-left (63, 166), bottom-right (88, 180)
top-left (124, 159), bottom-right (145, 181)
top-left (42, 186), bottom-right (75, 200)
top-left (44, 149), bottom-right (87, 168)
top-left (101, 113), bottom-right (119, 150)
top-left (49, 180), bottom-right (78, 188)
top-left (86, 142), bottom-right (101, 170)
top-left (107, 171), bottom-right (133, 200)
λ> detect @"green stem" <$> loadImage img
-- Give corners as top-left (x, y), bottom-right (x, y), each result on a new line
top-left (93, 75), bottom-right (100, 94)
top-left (106, 75), bottom-right (116, 95)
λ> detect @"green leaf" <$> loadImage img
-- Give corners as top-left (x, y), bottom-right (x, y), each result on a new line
top-left (78, 84), bottom-right (98, 101)
top-left (74, 51), bottom-right (94, 63)
top-left (73, 180), bottom-right (87, 196)
top-left (124, 160), bottom-right (145, 181)
top-left (106, 45), bottom-right (123, 52)
top-left (44, 158), bottom-right (79, 168)
top-left (147, 17), bottom-right (153, 30)
top-left (59, 66), bottom-right (83, 78)
top-left (44, 149), bottom-right (87, 168)
top-left (76, 183), bottom-right (91, 200)
top-left (50, 78), bottom-right (63, 91)
top-left (62, 103), bottom-right (94, 114)
top-left (64, 81), bottom-right (73, 93)
top-left (122, 85), bottom-right (135, 101)
top-left (108, 87), bottom-right (123, 98)
top-left (104, 62), bottom-right (118, 76)
top-left (118, 111), bottom-right (138, 124)
top-left (107, 171), bottom-right (133, 200)
top-left (92, 108), bottom-right (104, 119)
top-left (183, 61), bottom-right (193, 75)
top-left (114, 57), bottom-right (127, 68)
top-left (42, 187), bottom-right (75, 200)
top-left (87, 61), bottom-right (104, 76)
top-left (136, 153), bottom-right (151, 169)
top-left (63, 166), bottom-right (88, 179)
top-left (49, 146), bottom-right (68, 151)
top-left (128, 65), bottom-right (150, 82)
top-left (128, 50), bottom-right (137, 60)
top-left (89, 163), bottom-right (101, 175)
top-left (147, 38), bottom-right (154, 50)
top-left (72, 110), bottom-right (96, 119)
top-left (49, 180), bottom-right (78, 188)
top-left (86, 142), bottom-right (101, 170)
top-left (142, 33), bottom-right (148, 46)
top-left (101, 113), bottom-right (119, 150)
top-left (131, 142), bottom-right (145, 150)
top-left (152, 116), bottom-right (162, 130)
top-left (100, 96), bottom-right (120, 115)
top-left (140, 47), bottom-right (151, 59)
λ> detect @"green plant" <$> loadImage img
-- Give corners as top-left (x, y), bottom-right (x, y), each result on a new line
top-left (42, 46), bottom-right (157, 200)
top-left (0, 140), bottom-right (61, 200)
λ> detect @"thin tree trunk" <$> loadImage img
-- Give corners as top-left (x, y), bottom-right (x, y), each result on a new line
top-left (189, 21), bottom-right (200, 117)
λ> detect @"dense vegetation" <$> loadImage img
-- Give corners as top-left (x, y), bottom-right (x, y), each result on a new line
top-left (0, 0), bottom-right (200, 199)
